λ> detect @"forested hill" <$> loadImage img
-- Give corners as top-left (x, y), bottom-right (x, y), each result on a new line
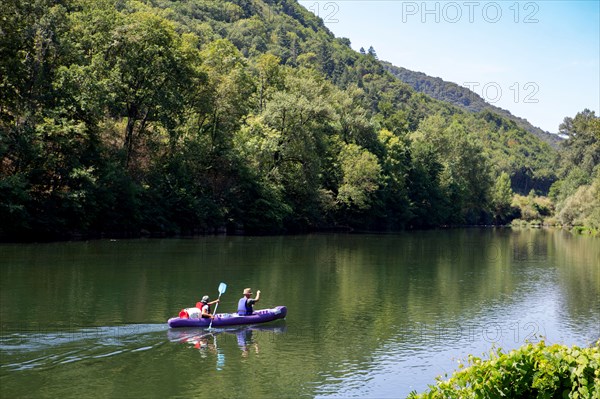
top-left (0, 0), bottom-right (567, 239)
top-left (382, 62), bottom-right (562, 148)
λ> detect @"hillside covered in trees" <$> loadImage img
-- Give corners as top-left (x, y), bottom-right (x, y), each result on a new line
top-left (0, 0), bottom-right (596, 240)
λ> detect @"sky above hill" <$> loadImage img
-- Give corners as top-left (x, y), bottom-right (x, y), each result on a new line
top-left (298, 0), bottom-right (599, 133)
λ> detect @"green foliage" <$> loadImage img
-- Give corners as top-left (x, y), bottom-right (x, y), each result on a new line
top-left (550, 110), bottom-right (600, 230)
top-left (491, 172), bottom-right (515, 224)
top-left (557, 172), bottom-right (600, 231)
top-left (511, 192), bottom-right (553, 223)
top-left (409, 341), bottom-right (600, 398)
top-left (469, 111), bottom-right (557, 195)
top-left (375, 129), bottom-right (412, 228)
top-left (408, 113), bottom-right (492, 225)
top-left (0, 0), bottom-right (580, 239)
top-left (550, 167), bottom-right (591, 204)
top-left (558, 109), bottom-right (600, 176)
top-left (336, 143), bottom-right (381, 210)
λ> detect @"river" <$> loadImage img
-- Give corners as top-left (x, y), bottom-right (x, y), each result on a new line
top-left (1, 229), bottom-right (598, 398)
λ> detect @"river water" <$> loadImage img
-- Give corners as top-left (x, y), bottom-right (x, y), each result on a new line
top-left (1, 229), bottom-right (598, 398)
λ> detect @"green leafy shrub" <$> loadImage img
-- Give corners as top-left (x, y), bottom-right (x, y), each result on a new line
top-left (511, 193), bottom-right (554, 222)
top-left (409, 341), bottom-right (600, 398)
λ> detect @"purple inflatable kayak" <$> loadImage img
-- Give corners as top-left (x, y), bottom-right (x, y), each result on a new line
top-left (168, 306), bottom-right (287, 328)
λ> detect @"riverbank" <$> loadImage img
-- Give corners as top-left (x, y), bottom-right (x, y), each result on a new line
top-left (3, 222), bottom-right (599, 243)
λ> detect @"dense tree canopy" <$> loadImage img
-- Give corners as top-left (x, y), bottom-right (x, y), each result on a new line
top-left (549, 109), bottom-right (600, 230)
top-left (0, 0), bottom-right (589, 239)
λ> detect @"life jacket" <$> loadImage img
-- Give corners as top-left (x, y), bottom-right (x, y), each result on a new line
top-left (237, 297), bottom-right (253, 316)
top-left (197, 301), bottom-right (211, 318)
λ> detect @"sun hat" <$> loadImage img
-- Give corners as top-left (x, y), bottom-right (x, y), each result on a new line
top-left (243, 288), bottom-right (253, 295)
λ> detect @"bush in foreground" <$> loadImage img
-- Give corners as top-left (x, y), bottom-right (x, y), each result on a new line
top-left (409, 341), bottom-right (599, 398)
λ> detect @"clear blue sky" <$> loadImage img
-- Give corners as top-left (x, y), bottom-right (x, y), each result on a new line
top-left (298, 0), bottom-right (600, 133)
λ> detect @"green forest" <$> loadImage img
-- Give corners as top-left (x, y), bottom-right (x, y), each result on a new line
top-left (1, 0), bottom-right (599, 240)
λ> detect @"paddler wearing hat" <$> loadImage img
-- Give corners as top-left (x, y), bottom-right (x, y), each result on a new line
top-left (237, 288), bottom-right (261, 316)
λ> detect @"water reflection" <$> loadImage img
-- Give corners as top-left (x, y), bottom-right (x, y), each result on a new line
top-left (166, 324), bottom-right (287, 367)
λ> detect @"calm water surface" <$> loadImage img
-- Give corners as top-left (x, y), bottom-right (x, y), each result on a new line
top-left (1, 229), bottom-right (599, 398)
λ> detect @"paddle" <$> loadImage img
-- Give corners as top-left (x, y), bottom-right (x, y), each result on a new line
top-left (208, 282), bottom-right (227, 330)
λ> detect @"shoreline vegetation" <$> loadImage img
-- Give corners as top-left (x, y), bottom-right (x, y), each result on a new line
top-left (511, 220), bottom-right (599, 237)
top-left (409, 340), bottom-right (600, 398)
top-left (1, 0), bottom-right (598, 242)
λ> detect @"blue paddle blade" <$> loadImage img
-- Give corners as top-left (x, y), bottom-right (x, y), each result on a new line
top-left (218, 282), bottom-right (227, 295)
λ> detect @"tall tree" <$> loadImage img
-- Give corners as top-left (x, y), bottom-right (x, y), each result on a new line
top-left (558, 109), bottom-right (600, 176)
top-left (491, 172), bottom-right (514, 224)
top-left (254, 54), bottom-right (284, 113)
top-left (376, 129), bottom-right (412, 227)
top-left (336, 143), bottom-right (382, 210)
top-left (101, 11), bottom-right (200, 167)
top-left (367, 46), bottom-right (378, 59)
top-left (198, 38), bottom-right (254, 151)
